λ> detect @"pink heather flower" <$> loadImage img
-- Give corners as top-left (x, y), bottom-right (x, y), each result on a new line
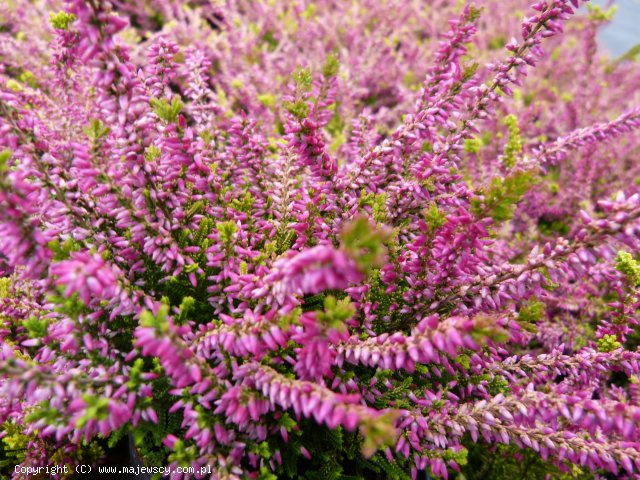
top-left (257, 245), bottom-right (363, 305)
top-left (292, 311), bottom-right (349, 381)
top-left (50, 251), bottom-right (119, 305)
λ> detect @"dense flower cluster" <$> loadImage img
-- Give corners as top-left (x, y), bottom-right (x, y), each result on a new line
top-left (1, 0), bottom-right (640, 479)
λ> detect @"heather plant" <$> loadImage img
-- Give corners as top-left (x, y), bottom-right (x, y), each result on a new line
top-left (1, 0), bottom-right (640, 479)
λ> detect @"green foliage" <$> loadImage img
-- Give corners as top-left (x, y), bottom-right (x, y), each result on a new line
top-left (48, 237), bottom-right (82, 261)
top-left (150, 97), bottom-right (183, 123)
top-left (462, 442), bottom-right (594, 480)
top-left (262, 30), bottom-right (279, 51)
top-left (449, 61), bottom-right (479, 96)
top-left (502, 114), bottom-right (523, 168)
top-left (258, 467), bottom-right (278, 480)
top-left (273, 227), bottom-right (296, 255)
top-left (252, 441), bottom-right (272, 459)
top-left (145, 145), bottom-right (162, 162)
top-left (142, 188), bottom-right (155, 212)
top-left (302, 289), bottom-right (343, 312)
top-left (176, 296), bottom-right (196, 325)
top-left (358, 190), bottom-right (387, 223)
top-left (372, 193), bottom-right (387, 224)
top-left (445, 446), bottom-right (469, 467)
top-left (185, 200), bottom-right (205, 221)
top-left (586, 4), bottom-right (617, 22)
top-left (340, 216), bottom-right (389, 272)
top-left (358, 189), bottom-right (374, 207)
top-left (619, 43), bottom-right (640, 63)
top-left (284, 99), bottom-right (310, 119)
top-left (359, 412), bottom-right (398, 458)
top-left (125, 358), bottom-right (183, 467)
top-left (365, 269), bottom-right (411, 334)
top-left (229, 191), bottom-right (255, 213)
top-left (423, 202), bottom-right (447, 230)
top-left (23, 315), bottom-right (49, 338)
top-left (0, 277), bottom-right (10, 299)
top-left (194, 217), bottom-right (213, 248)
top-left (167, 438), bottom-right (198, 468)
top-left (472, 170), bottom-right (538, 223)
top-left (616, 251), bottom-right (640, 287)
top-left (49, 11), bottom-right (76, 30)
top-left (464, 5), bottom-right (483, 22)
top-left (0, 420), bottom-right (28, 469)
top-left (370, 453), bottom-right (411, 480)
top-left (421, 141), bottom-right (433, 152)
top-left (75, 395), bottom-right (110, 429)
top-left (281, 443), bottom-right (300, 478)
top-left (489, 35), bottom-right (507, 50)
top-left (538, 217), bottom-right (570, 236)
top-left (140, 304), bottom-right (170, 334)
top-left (126, 358), bottom-right (147, 390)
top-left (293, 67), bottom-right (313, 90)
top-left (0, 149), bottom-right (11, 174)
top-left (322, 52), bottom-right (341, 78)
top-left (278, 412), bottom-right (297, 431)
top-left (462, 62), bottom-right (479, 83)
top-left (257, 93), bottom-right (278, 108)
top-left (457, 353), bottom-right (471, 370)
top-left (374, 376), bottom-right (413, 409)
top-left (471, 314), bottom-right (509, 344)
top-left (25, 402), bottom-right (65, 426)
top-left (4, 79), bottom-right (19, 92)
top-left (49, 289), bottom-right (88, 322)
top-left (316, 296), bottom-right (355, 331)
top-left (463, 137), bottom-right (482, 154)
top-left (487, 375), bottom-right (511, 395)
top-left (74, 441), bottom-right (105, 466)
top-left (216, 220), bottom-right (237, 247)
top-left (326, 107), bottom-right (346, 152)
top-left (86, 119), bottom-right (110, 142)
top-left (303, 451), bottom-right (344, 480)
top-left (274, 420), bottom-right (387, 480)
top-left (517, 298), bottom-right (545, 333)
top-left (539, 267), bottom-right (560, 291)
top-left (18, 70), bottom-right (38, 89)
top-left (597, 334), bottom-right (622, 352)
